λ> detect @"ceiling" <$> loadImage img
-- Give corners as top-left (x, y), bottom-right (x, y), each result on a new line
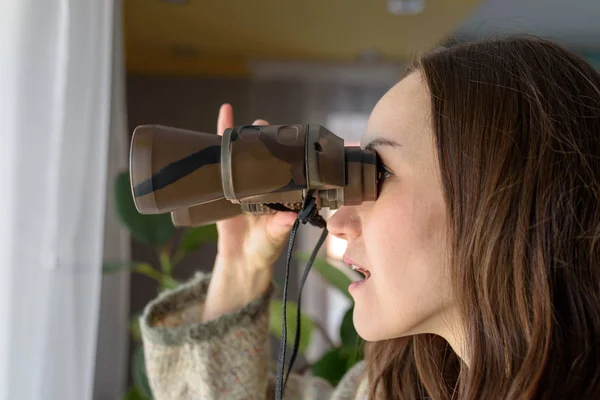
top-left (456, 0), bottom-right (600, 52)
top-left (124, 0), bottom-right (480, 75)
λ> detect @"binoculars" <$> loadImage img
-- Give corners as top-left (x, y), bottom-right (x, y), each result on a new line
top-left (129, 124), bottom-right (380, 227)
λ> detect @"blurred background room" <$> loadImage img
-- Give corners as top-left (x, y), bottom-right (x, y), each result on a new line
top-left (1, 0), bottom-right (599, 399)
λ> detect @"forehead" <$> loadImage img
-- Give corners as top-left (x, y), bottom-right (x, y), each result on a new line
top-left (361, 71), bottom-right (432, 151)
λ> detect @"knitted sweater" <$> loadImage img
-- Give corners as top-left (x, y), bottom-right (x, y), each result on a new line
top-left (140, 271), bottom-right (370, 399)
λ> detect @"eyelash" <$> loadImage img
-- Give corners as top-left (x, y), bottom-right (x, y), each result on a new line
top-left (376, 158), bottom-right (393, 185)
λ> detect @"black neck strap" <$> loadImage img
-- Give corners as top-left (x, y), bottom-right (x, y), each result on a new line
top-left (274, 191), bottom-right (329, 399)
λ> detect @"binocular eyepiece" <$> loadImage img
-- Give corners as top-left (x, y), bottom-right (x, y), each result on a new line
top-left (129, 124), bottom-right (378, 227)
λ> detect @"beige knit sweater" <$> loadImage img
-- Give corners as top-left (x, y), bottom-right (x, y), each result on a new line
top-left (140, 271), bottom-right (370, 399)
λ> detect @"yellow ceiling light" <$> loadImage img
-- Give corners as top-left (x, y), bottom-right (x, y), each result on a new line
top-left (125, 0), bottom-right (480, 76)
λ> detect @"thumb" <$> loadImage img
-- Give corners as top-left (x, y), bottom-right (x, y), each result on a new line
top-left (253, 119), bottom-right (269, 126)
top-left (217, 103), bottom-right (234, 135)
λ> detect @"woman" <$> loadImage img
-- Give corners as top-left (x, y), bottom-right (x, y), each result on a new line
top-left (140, 35), bottom-right (600, 399)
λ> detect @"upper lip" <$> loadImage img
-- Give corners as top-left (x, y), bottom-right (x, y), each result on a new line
top-left (342, 254), bottom-right (371, 278)
top-left (343, 255), bottom-right (364, 269)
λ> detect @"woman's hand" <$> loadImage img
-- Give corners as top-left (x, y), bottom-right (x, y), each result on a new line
top-left (202, 104), bottom-right (297, 322)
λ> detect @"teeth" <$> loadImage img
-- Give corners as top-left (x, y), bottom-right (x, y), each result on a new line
top-left (351, 265), bottom-right (371, 279)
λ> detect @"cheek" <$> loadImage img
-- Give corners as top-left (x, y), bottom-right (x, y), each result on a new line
top-left (363, 192), bottom-right (433, 305)
top-left (357, 187), bottom-right (451, 339)
top-left (363, 189), bottom-right (422, 263)
top-left (365, 184), bottom-right (447, 266)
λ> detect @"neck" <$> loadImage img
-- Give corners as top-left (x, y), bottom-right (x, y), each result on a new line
top-left (436, 307), bottom-right (470, 367)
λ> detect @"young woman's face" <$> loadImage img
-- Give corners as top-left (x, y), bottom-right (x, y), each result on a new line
top-left (328, 72), bottom-right (460, 344)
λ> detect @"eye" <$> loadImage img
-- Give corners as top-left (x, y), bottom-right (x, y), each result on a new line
top-left (376, 157), bottom-right (393, 186)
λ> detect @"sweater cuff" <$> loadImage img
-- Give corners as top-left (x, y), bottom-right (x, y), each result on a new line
top-left (140, 271), bottom-right (274, 347)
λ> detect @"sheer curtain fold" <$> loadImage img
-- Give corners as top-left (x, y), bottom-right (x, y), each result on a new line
top-left (0, 1), bottom-right (116, 399)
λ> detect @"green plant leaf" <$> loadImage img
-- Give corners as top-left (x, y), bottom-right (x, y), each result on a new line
top-left (131, 263), bottom-right (164, 283)
top-left (311, 347), bottom-right (349, 386)
top-left (171, 225), bottom-right (219, 267)
top-left (123, 386), bottom-right (150, 400)
top-left (130, 313), bottom-right (142, 343)
top-left (180, 225), bottom-right (218, 252)
top-left (103, 260), bottom-right (141, 274)
top-left (340, 306), bottom-right (360, 348)
top-left (158, 247), bottom-right (172, 275)
top-left (339, 307), bottom-right (364, 369)
top-left (159, 275), bottom-right (180, 291)
top-left (115, 170), bottom-right (176, 246)
top-left (269, 299), bottom-right (314, 354)
top-left (344, 345), bottom-right (363, 371)
top-left (295, 253), bottom-right (352, 299)
top-left (132, 345), bottom-right (153, 399)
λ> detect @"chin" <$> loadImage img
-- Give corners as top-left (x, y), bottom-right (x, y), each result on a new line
top-left (356, 323), bottom-right (420, 342)
top-left (353, 306), bottom-right (426, 342)
top-left (356, 329), bottom-right (386, 342)
top-left (353, 309), bottom-right (396, 342)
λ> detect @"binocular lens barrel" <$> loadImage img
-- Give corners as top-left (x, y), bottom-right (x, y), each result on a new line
top-left (130, 125), bottom-right (224, 214)
top-left (129, 124), bottom-right (378, 227)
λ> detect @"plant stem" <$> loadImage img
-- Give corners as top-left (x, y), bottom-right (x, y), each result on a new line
top-left (132, 263), bottom-right (165, 283)
top-left (171, 248), bottom-right (185, 269)
top-left (160, 275), bottom-right (179, 290)
top-left (158, 247), bottom-right (172, 275)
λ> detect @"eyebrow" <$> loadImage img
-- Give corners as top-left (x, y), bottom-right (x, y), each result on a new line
top-left (364, 137), bottom-right (401, 151)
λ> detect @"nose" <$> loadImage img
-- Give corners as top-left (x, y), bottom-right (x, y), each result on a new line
top-left (326, 205), bottom-right (361, 241)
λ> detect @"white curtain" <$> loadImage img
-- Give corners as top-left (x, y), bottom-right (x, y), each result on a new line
top-left (94, 0), bottom-right (131, 397)
top-left (0, 0), bottom-right (116, 399)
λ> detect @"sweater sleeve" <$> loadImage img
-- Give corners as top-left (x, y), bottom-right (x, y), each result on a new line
top-left (139, 271), bottom-right (367, 400)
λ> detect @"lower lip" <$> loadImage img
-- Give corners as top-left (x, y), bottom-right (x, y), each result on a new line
top-left (349, 278), bottom-right (369, 292)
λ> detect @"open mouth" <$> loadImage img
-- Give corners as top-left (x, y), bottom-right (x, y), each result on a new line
top-left (343, 256), bottom-right (371, 285)
top-left (347, 263), bottom-right (371, 281)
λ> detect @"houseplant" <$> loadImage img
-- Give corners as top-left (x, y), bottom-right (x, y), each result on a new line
top-left (104, 170), bottom-right (363, 399)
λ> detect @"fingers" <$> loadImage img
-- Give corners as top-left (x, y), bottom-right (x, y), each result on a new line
top-left (253, 119), bottom-right (269, 126)
top-left (217, 104), bottom-right (269, 136)
top-left (217, 103), bottom-right (234, 136)
top-left (265, 211), bottom-right (297, 246)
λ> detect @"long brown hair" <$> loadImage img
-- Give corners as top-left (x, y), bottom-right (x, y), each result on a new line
top-left (365, 36), bottom-right (600, 399)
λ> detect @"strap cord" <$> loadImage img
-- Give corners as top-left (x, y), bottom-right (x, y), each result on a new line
top-left (273, 191), bottom-right (328, 400)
